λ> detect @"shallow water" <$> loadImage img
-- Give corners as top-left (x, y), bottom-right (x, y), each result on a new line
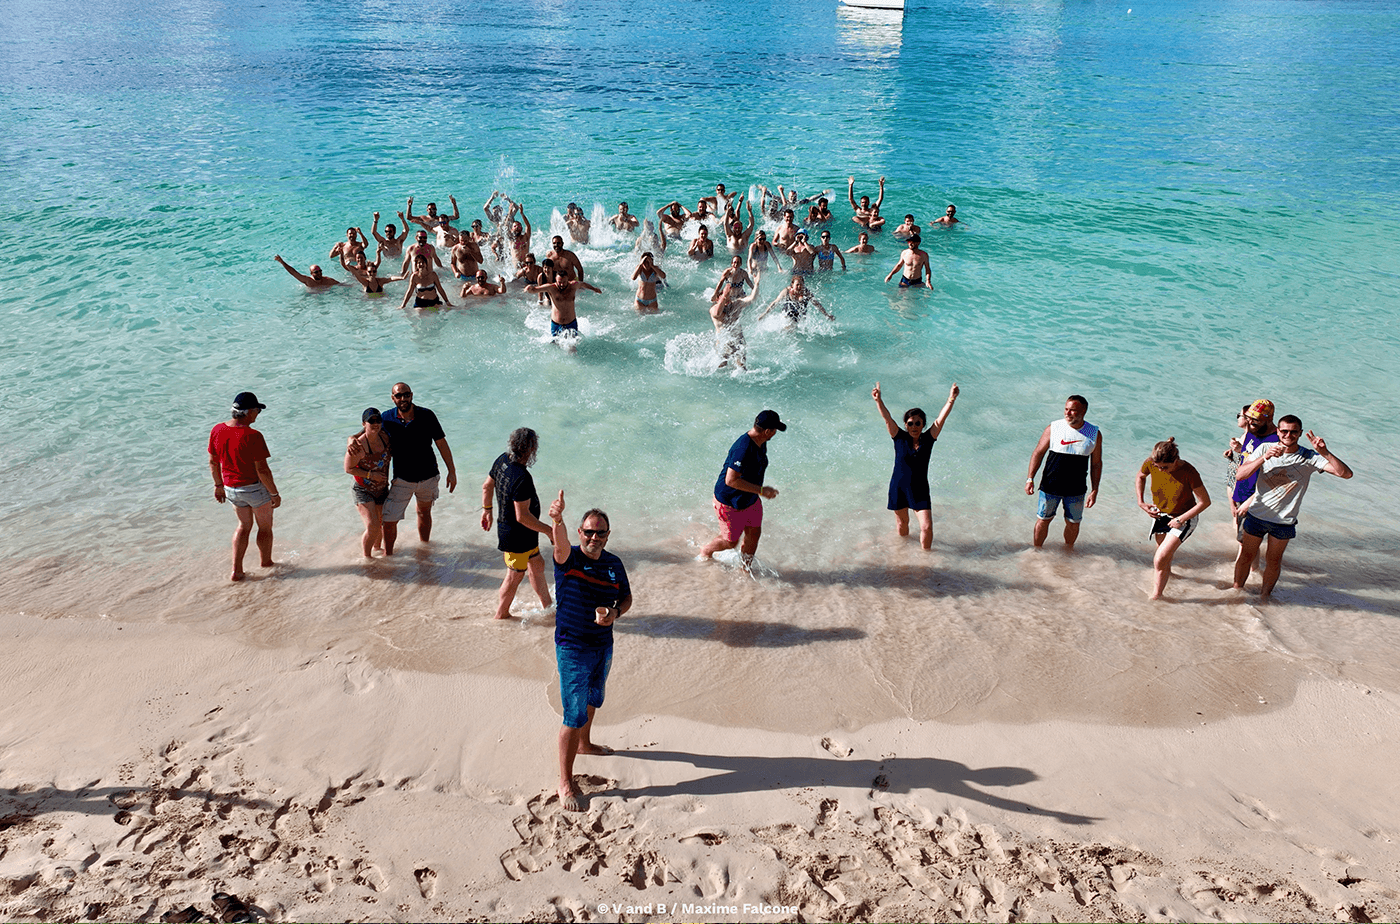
top-left (3, 0), bottom-right (1398, 730)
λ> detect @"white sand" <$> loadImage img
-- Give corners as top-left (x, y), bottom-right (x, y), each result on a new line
top-left (2, 609), bottom-right (1399, 923)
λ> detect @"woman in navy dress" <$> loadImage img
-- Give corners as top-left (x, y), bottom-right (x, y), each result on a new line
top-left (872, 381), bottom-right (959, 549)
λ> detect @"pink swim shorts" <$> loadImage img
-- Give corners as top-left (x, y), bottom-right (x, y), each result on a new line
top-left (714, 497), bottom-right (763, 543)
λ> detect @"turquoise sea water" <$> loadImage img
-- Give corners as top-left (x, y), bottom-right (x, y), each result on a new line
top-left (3, 0), bottom-right (1398, 728)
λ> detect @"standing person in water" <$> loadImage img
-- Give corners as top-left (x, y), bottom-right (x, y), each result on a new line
top-left (700, 410), bottom-right (786, 572)
top-left (631, 252), bottom-right (666, 313)
top-left (482, 427), bottom-right (555, 621)
top-left (688, 225), bottom-right (715, 263)
top-left (1133, 437), bottom-right (1211, 600)
top-left (1231, 416), bottom-right (1354, 600)
top-left (757, 275), bottom-right (833, 328)
top-left (634, 219), bottom-right (667, 256)
top-left (345, 408), bottom-right (392, 558)
top-left (399, 229), bottom-right (441, 276)
top-left (1025, 394), bottom-right (1103, 550)
top-left (656, 201), bottom-right (688, 239)
top-left (724, 198), bottom-right (755, 254)
top-left (548, 491), bottom-right (631, 813)
top-left (891, 214), bottom-right (919, 241)
top-left (846, 231), bottom-right (876, 255)
top-left (710, 272), bottom-right (763, 370)
top-left (815, 230), bottom-right (846, 272)
top-left (872, 382), bottom-right (959, 549)
top-left (609, 201), bottom-right (639, 233)
top-left (399, 254), bottom-right (453, 310)
top-left (885, 234), bottom-right (932, 289)
top-left (546, 235), bottom-right (585, 282)
top-left (526, 270), bottom-right (603, 340)
top-left (563, 203), bottom-right (591, 244)
top-left (929, 204), bottom-right (959, 227)
top-left (208, 392), bottom-right (281, 581)
top-left (371, 212), bottom-right (408, 262)
top-left (339, 252), bottom-right (400, 297)
top-left (710, 256), bottom-right (753, 302)
top-left (848, 175), bottom-right (885, 225)
top-left (406, 195), bottom-right (459, 231)
top-left (772, 209), bottom-right (800, 249)
top-left (748, 229), bottom-right (786, 273)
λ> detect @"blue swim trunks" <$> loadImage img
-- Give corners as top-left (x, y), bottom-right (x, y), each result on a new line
top-left (551, 318), bottom-right (580, 336)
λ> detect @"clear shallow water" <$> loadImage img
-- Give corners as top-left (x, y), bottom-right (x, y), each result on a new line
top-left (3, 0), bottom-right (1399, 729)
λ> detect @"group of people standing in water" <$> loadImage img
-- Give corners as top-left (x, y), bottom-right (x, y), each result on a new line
top-left (271, 176), bottom-right (962, 367)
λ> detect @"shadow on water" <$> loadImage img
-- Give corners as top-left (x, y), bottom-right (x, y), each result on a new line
top-left (622, 750), bottom-right (1098, 826)
top-left (777, 564), bottom-right (1039, 599)
top-left (616, 614), bottom-right (865, 648)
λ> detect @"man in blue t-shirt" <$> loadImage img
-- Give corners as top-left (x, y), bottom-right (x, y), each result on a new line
top-left (699, 410), bottom-right (785, 572)
top-left (547, 491), bottom-right (632, 812)
top-left (378, 382), bottom-right (458, 554)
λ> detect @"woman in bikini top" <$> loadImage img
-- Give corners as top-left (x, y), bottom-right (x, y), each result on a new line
top-left (631, 252), bottom-right (666, 313)
top-left (399, 255), bottom-right (452, 310)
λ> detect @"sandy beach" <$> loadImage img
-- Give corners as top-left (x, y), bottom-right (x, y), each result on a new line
top-left (4, 543), bottom-right (1400, 923)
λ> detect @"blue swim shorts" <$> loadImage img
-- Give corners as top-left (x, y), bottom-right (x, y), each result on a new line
top-left (557, 644), bottom-right (612, 729)
top-left (1037, 491), bottom-right (1085, 523)
top-left (551, 318), bottom-right (580, 337)
top-left (1240, 512), bottom-right (1296, 541)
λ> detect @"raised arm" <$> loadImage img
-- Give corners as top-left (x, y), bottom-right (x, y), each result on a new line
top-left (874, 176), bottom-right (885, 209)
top-left (872, 382), bottom-right (899, 438)
top-left (847, 176), bottom-right (857, 210)
top-left (371, 212), bottom-right (384, 244)
top-left (928, 384), bottom-right (959, 438)
top-left (549, 490), bottom-right (570, 564)
top-left (447, 195), bottom-right (460, 221)
top-left (274, 255), bottom-right (314, 285)
top-left (1307, 432), bottom-right (1354, 478)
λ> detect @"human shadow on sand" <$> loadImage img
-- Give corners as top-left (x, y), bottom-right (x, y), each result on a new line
top-left (0, 784), bottom-right (278, 822)
top-left (615, 614), bottom-right (865, 648)
top-left (622, 750), bottom-right (1097, 826)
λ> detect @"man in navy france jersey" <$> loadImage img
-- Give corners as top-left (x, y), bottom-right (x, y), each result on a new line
top-left (699, 410), bottom-right (785, 572)
top-left (378, 382), bottom-right (457, 554)
top-left (1025, 395), bottom-right (1103, 550)
top-left (548, 491), bottom-right (632, 813)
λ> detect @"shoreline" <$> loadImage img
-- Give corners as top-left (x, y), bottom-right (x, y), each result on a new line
top-left (2, 613), bottom-right (1399, 922)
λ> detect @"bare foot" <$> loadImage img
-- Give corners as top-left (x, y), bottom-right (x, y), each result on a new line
top-left (558, 782), bottom-right (583, 812)
top-left (230, 571), bottom-right (245, 582)
top-left (260, 558), bottom-right (275, 567)
top-left (579, 743), bottom-right (614, 755)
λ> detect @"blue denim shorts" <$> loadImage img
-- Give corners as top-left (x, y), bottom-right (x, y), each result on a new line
top-left (1241, 512), bottom-right (1296, 541)
top-left (1037, 491), bottom-right (1085, 523)
top-left (557, 644), bottom-right (611, 729)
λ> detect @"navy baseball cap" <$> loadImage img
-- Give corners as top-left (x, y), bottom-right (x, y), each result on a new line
top-left (233, 392), bottom-right (266, 411)
top-left (362, 407), bottom-right (382, 423)
top-left (755, 410), bottom-right (786, 431)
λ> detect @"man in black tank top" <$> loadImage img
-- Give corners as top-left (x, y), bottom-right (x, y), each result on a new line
top-left (1025, 395), bottom-right (1103, 550)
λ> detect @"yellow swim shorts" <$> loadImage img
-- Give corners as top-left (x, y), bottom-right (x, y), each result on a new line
top-left (503, 547), bottom-right (540, 571)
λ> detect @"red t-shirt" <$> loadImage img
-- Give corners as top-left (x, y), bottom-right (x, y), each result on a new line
top-left (208, 422), bottom-right (271, 487)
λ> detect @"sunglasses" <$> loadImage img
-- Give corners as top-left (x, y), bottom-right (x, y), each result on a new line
top-left (392, 392), bottom-right (412, 399)
top-left (580, 528), bottom-right (609, 538)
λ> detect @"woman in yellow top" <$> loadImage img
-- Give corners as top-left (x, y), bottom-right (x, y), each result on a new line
top-left (1134, 437), bottom-right (1211, 600)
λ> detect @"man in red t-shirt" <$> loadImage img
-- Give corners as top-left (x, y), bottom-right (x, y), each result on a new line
top-left (207, 392), bottom-right (281, 581)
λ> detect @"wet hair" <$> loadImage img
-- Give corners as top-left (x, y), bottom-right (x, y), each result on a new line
top-left (907, 235), bottom-right (921, 246)
top-left (507, 427), bottom-right (538, 466)
top-left (1067, 394), bottom-right (1089, 410)
top-left (904, 214), bottom-right (914, 222)
top-left (580, 508), bottom-right (610, 530)
top-left (1151, 438), bottom-right (1179, 464)
top-left (904, 408), bottom-right (926, 425)
top-left (1278, 414), bottom-right (1302, 428)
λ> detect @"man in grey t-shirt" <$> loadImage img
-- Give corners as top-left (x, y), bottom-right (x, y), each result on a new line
top-left (1231, 414), bottom-right (1353, 599)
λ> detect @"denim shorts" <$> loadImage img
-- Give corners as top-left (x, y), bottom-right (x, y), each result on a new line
top-left (1037, 491), bottom-right (1085, 523)
top-left (226, 483), bottom-right (272, 508)
top-left (1241, 512), bottom-right (1296, 541)
top-left (556, 644), bottom-right (612, 729)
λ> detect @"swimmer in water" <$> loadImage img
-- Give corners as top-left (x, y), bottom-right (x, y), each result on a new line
top-left (274, 255), bottom-right (342, 289)
top-left (525, 270), bottom-right (603, 341)
top-left (711, 270), bottom-right (764, 370)
top-left (460, 270), bottom-right (509, 299)
top-left (892, 214), bottom-right (919, 241)
top-left (400, 254), bottom-right (453, 310)
top-left (772, 209), bottom-right (800, 250)
top-left (724, 197), bottom-right (755, 254)
top-left (758, 274), bottom-right (834, 328)
top-left (340, 252), bottom-right (402, 296)
top-left (699, 182), bottom-right (737, 215)
top-left (786, 230), bottom-right (817, 276)
top-left (711, 255), bottom-right (754, 303)
top-left (635, 219), bottom-right (667, 255)
top-left (406, 195), bottom-right (459, 231)
top-left (400, 229), bottom-right (442, 277)
top-left (857, 204), bottom-right (886, 233)
top-left (748, 229), bottom-right (786, 274)
top-left (815, 230), bottom-right (846, 271)
top-left (329, 227), bottom-right (368, 264)
top-left (631, 252), bottom-right (666, 313)
top-left (929, 204), bottom-right (960, 227)
top-left (846, 231), bottom-right (876, 255)
top-left (546, 235), bottom-right (585, 282)
top-left (657, 201), bottom-right (688, 239)
top-left (563, 202), bottom-right (591, 244)
top-left (885, 234), bottom-right (932, 289)
top-left (688, 225), bottom-right (715, 263)
top-left (507, 206), bottom-right (533, 268)
top-left (848, 175), bottom-right (885, 227)
top-left (609, 201), bottom-right (640, 233)
top-left (451, 232), bottom-right (484, 280)
top-left (513, 253), bottom-right (546, 291)
top-left (372, 212), bottom-right (408, 262)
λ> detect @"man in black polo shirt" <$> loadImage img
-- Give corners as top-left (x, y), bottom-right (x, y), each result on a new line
top-left (379, 382), bottom-right (457, 554)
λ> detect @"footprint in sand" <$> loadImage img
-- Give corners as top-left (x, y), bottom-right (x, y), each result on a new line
top-left (414, 866), bottom-right (437, 899)
top-left (820, 737), bottom-right (853, 758)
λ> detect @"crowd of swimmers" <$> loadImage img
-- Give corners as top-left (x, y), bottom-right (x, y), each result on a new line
top-left (272, 176), bottom-right (960, 369)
